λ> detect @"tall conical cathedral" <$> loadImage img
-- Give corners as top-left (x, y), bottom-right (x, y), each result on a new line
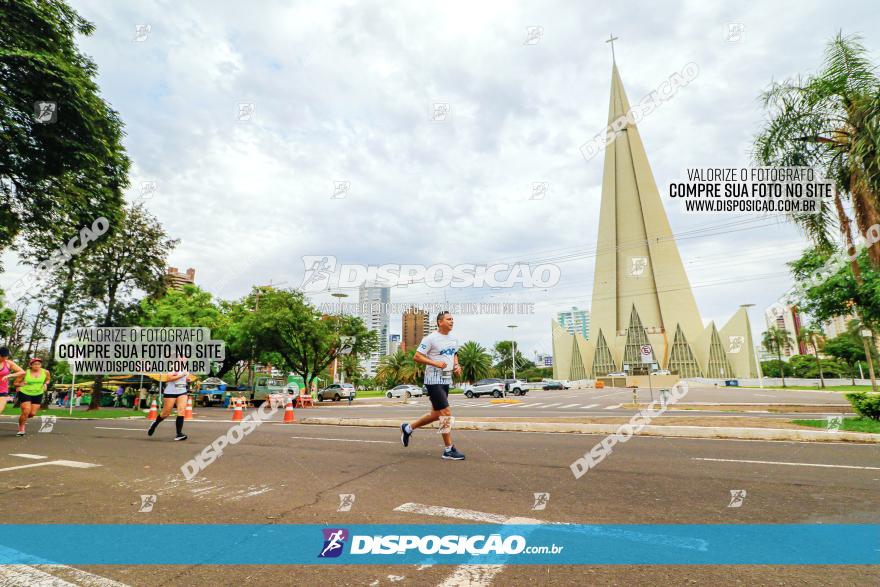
top-left (552, 62), bottom-right (759, 380)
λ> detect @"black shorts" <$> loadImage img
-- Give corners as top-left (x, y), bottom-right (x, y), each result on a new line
top-left (163, 393), bottom-right (187, 399)
top-left (425, 384), bottom-right (450, 411)
top-left (18, 393), bottom-right (43, 405)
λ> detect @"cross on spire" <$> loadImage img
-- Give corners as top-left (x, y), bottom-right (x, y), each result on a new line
top-left (606, 33), bottom-right (619, 62)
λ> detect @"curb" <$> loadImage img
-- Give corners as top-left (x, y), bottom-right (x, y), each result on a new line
top-left (299, 417), bottom-right (880, 444)
top-left (0, 415), bottom-right (145, 421)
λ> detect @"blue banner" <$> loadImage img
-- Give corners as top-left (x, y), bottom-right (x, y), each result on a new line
top-left (0, 524), bottom-right (876, 565)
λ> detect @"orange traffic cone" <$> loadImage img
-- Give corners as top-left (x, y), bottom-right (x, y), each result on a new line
top-left (184, 396), bottom-right (194, 421)
top-left (231, 398), bottom-right (243, 422)
top-left (147, 399), bottom-right (158, 421)
top-left (283, 396), bottom-right (295, 423)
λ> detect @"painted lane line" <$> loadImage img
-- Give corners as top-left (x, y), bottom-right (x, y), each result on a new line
top-left (0, 460), bottom-right (101, 473)
top-left (9, 453), bottom-right (48, 460)
top-left (603, 404), bottom-right (622, 410)
top-left (37, 566), bottom-right (130, 587)
top-left (395, 503), bottom-right (707, 586)
top-left (541, 403), bottom-right (561, 409)
top-left (525, 403), bottom-right (544, 408)
top-left (289, 436), bottom-right (396, 444)
top-left (0, 565), bottom-right (79, 586)
top-left (94, 426), bottom-right (144, 431)
top-left (580, 404), bottom-right (600, 409)
top-left (692, 457), bottom-right (880, 470)
top-left (559, 403), bottom-right (581, 409)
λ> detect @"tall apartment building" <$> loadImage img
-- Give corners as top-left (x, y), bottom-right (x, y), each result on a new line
top-left (764, 304), bottom-right (804, 358)
top-left (165, 267), bottom-right (195, 290)
top-left (402, 307), bottom-right (436, 352)
top-left (358, 284), bottom-right (390, 376)
top-left (556, 306), bottom-right (590, 339)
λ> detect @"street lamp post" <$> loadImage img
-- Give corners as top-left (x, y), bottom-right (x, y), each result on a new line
top-left (507, 325), bottom-right (518, 381)
top-left (331, 292), bottom-right (349, 384)
top-left (741, 304), bottom-right (764, 389)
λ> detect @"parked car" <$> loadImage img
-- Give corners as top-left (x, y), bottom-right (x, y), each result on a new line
top-left (502, 379), bottom-right (529, 395)
top-left (541, 380), bottom-right (570, 390)
top-left (462, 378), bottom-right (506, 398)
top-left (386, 384), bottom-right (424, 399)
top-left (317, 383), bottom-right (356, 402)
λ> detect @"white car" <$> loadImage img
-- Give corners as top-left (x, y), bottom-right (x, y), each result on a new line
top-left (462, 378), bottom-right (506, 398)
top-left (386, 384), bottom-right (424, 399)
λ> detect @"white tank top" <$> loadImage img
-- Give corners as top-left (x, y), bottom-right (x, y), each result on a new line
top-left (164, 372), bottom-right (187, 394)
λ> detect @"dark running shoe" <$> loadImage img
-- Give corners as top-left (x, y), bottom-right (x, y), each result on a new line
top-left (401, 423), bottom-right (411, 447)
top-left (174, 434), bottom-right (188, 441)
top-left (442, 446), bottom-right (465, 460)
top-left (147, 420), bottom-right (159, 436)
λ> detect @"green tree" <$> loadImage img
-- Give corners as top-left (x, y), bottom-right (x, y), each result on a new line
top-left (457, 341), bottom-right (493, 384)
top-left (762, 326), bottom-right (794, 387)
top-left (824, 320), bottom-right (878, 384)
top-left (242, 288), bottom-right (377, 392)
top-left (755, 32), bottom-right (880, 264)
top-left (797, 324), bottom-right (827, 388)
top-left (376, 350), bottom-right (409, 388)
top-left (0, 0), bottom-right (128, 255)
top-left (492, 340), bottom-right (531, 379)
top-left (80, 204), bottom-right (176, 409)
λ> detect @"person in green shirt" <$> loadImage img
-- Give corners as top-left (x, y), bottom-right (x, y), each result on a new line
top-left (18, 358), bottom-right (50, 436)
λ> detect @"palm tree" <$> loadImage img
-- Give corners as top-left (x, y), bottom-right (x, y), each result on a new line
top-left (376, 350), bottom-right (408, 388)
top-left (457, 341), bottom-right (493, 384)
top-left (797, 325), bottom-right (827, 388)
top-left (755, 32), bottom-right (880, 265)
top-left (399, 349), bottom-right (424, 384)
top-left (762, 326), bottom-right (794, 387)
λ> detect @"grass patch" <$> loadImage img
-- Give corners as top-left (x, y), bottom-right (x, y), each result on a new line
top-left (1, 407), bottom-right (145, 419)
top-left (790, 417), bottom-right (880, 433)
top-left (737, 385), bottom-right (875, 392)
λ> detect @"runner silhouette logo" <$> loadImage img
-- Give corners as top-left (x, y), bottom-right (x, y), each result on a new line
top-left (319, 528), bottom-right (349, 558)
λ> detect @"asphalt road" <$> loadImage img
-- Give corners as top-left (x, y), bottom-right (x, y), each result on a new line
top-left (275, 386), bottom-right (857, 421)
top-left (0, 412), bottom-right (876, 586)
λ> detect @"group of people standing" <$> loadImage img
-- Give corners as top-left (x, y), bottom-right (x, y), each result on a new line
top-left (0, 346), bottom-right (52, 436)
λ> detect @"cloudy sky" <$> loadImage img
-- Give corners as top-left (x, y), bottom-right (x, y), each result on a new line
top-left (3, 0), bottom-right (878, 358)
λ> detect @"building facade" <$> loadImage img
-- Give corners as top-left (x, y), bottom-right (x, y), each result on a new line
top-left (401, 307), bottom-right (435, 352)
top-left (165, 267), bottom-right (195, 290)
top-left (551, 62), bottom-right (758, 381)
top-left (557, 307), bottom-right (590, 339)
top-left (358, 284), bottom-right (390, 376)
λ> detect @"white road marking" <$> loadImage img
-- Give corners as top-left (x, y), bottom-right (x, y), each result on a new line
top-left (9, 453), bottom-right (48, 460)
top-left (559, 403), bottom-right (580, 409)
top-left (523, 403), bottom-right (544, 408)
top-left (0, 548), bottom-right (128, 586)
top-left (37, 566), bottom-right (130, 587)
top-left (580, 404), bottom-right (600, 409)
top-left (289, 436), bottom-right (396, 444)
top-left (693, 457), bottom-right (880, 470)
top-left (94, 426), bottom-right (143, 431)
top-left (0, 566), bottom-right (79, 586)
top-left (0, 460), bottom-right (101, 473)
top-left (541, 403), bottom-right (561, 409)
top-left (395, 503), bottom-right (543, 587)
top-left (603, 404), bottom-right (621, 410)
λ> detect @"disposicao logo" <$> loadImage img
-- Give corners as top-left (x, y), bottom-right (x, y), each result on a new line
top-left (319, 528), bottom-right (349, 558)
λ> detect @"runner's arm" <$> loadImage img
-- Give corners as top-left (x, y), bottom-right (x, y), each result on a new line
top-left (43, 370), bottom-right (51, 390)
top-left (2, 361), bottom-right (24, 380)
top-left (413, 351), bottom-right (444, 369)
